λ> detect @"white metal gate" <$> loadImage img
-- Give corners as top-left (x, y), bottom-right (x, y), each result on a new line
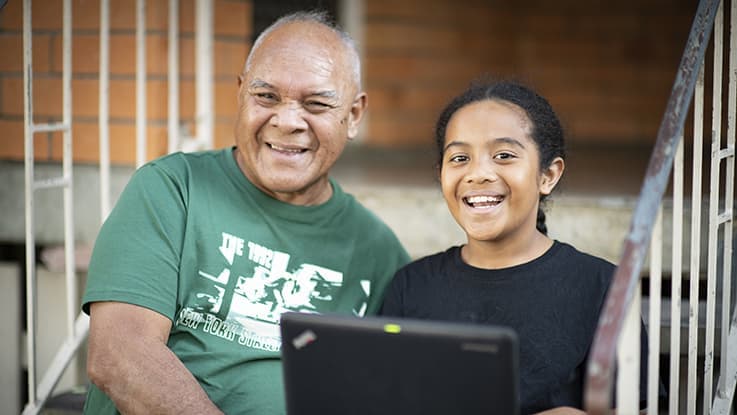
top-left (21, 0), bottom-right (214, 413)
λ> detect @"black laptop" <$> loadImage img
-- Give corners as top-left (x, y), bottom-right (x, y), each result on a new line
top-left (280, 312), bottom-right (519, 415)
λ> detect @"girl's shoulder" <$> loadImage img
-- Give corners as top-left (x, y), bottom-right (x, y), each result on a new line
top-left (394, 246), bottom-right (462, 277)
top-left (553, 241), bottom-right (615, 268)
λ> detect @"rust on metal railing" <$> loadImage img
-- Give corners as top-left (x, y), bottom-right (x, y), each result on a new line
top-left (583, 0), bottom-right (721, 413)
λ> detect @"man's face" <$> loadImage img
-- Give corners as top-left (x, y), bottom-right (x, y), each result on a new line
top-left (234, 21), bottom-right (366, 206)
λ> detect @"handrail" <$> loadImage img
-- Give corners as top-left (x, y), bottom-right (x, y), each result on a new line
top-left (583, 0), bottom-right (721, 413)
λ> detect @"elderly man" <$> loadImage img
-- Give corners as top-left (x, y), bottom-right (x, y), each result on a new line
top-left (82, 11), bottom-right (410, 415)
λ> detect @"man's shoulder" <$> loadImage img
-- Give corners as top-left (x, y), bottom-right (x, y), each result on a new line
top-left (145, 148), bottom-right (226, 172)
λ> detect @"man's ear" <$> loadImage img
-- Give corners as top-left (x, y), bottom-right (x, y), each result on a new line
top-left (237, 74), bottom-right (246, 105)
top-left (540, 157), bottom-right (565, 196)
top-left (346, 92), bottom-right (368, 139)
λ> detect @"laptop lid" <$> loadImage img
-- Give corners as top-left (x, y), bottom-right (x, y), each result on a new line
top-left (280, 312), bottom-right (519, 415)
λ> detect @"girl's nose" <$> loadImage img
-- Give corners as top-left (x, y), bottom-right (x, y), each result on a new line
top-left (465, 159), bottom-right (498, 184)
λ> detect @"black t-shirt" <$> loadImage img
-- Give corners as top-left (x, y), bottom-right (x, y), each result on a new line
top-left (380, 241), bottom-right (649, 414)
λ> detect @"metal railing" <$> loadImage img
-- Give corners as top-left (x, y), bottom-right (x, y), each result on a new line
top-left (584, 0), bottom-right (737, 413)
top-left (21, 0), bottom-right (214, 413)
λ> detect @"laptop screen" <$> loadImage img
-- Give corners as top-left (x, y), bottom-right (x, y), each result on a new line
top-left (280, 312), bottom-right (519, 415)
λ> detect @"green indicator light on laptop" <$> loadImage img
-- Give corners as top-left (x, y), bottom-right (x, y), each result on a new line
top-left (383, 324), bottom-right (401, 334)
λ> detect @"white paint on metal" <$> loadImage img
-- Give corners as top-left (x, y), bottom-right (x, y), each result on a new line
top-left (648, 209), bottom-right (663, 415)
top-left (687, 64), bottom-right (705, 415)
top-left (168, 0), bottom-right (180, 154)
top-left (618, 282), bottom-right (642, 414)
top-left (136, 0), bottom-right (147, 167)
top-left (195, 0), bottom-right (214, 150)
top-left (704, 4), bottom-right (725, 414)
top-left (100, 0), bottom-right (111, 219)
top-left (669, 135), bottom-right (685, 415)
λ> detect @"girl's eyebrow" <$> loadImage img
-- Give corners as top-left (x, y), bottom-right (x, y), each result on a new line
top-left (493, 137), bottom-right (526, 149)
top-left (442, 140), bottom-right (467, 153)
top-left (443, 137), bottom-right (526, 153)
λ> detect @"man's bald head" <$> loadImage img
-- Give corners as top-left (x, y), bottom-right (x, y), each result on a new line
top-left (243, 11), bottom-right (362, 91)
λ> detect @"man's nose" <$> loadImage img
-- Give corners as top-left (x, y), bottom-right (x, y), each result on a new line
top-left (270, 102), bottom-right (308, 133)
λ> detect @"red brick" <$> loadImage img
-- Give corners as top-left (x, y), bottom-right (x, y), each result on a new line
top-left (214, 0), bottom-right (250, 38)
top-left (215, 120), bottom-right (235, 149)
top-left (0, 0), bottom-right (22, 30)
top-left (72, 0), bottom-right (100, 31)
top-left (0, 34), bottom-right (22, 72)
top-left (31, 0), bottom-right (64, 31)
top-left (70, 34), bottom-right (99, 74)
top-left (107, 0), bottom-right (169, 31)
top-left (365, 22), bottom-right (461, 54)
top-left (0, 33), bottom-right (53, 73)
top-left (71, 78), bottom-right (98, 118)
top-left (100, 78), bottom-right (168, 120)
top-left (214, 80), bottom-right (238, 118)
top-left (214, 39), bottom-right (248, 77)
top-left (72, 121), bottom-right (167, 164)
top-left (178, 79), bottom-right (195, 119)
top-left (0, 120), bottom-right (24, 160)
top-left (1, 77), bottom-right (23, 117)
top-left (178, 36), bottom-right (194, 76)
top-left (108, 33), bottom-right (168, 76)
top-left (179, 0), bottom-right (195, 33)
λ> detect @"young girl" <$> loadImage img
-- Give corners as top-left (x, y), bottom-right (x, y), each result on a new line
top-left (380, 80), bottom-right (648, 414)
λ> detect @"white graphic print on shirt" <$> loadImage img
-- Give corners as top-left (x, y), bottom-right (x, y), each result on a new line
top-left (175, 232), bottom-right (371, 352)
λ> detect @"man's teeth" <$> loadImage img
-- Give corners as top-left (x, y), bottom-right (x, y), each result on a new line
top-left (466, 195), bottom-right (503, 205)
top-left (270, 143), bottom-right (304, 153)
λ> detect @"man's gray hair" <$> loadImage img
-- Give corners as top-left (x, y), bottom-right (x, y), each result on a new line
top-left (243, 10), bottom-right (362, 90)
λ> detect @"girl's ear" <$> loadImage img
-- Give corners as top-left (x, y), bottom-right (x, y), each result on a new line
top-left (539, 157), bottom-right (565, 196)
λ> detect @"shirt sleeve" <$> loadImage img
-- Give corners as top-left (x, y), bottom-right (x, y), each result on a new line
top-left (82, 162), bottom-right (188, 321)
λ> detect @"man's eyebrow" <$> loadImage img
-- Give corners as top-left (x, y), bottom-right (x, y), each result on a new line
top-left (249, 79), bottom-right (273, 89)
top-left (247, 80), bottom-right (338, 100)
top-left (309, 90), bottom-right (338, 99)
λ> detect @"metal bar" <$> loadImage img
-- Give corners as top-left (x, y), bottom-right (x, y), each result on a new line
top-left (686, 63), bottom-right (705, 415)
top-left (717, 147), bottom-right (734, 159)
top-left (32, 176), bottom-right (70, 190)
top-left (22, 0), bottom-right (37, 405)
top-left (704, 3), bottom-right (724, 412)
top-left (168, 0), bottom-right (179, 154)
top-left (21, 314), bottom-right (89, 415)
top-left (31, 122), bottom-right (69, 133)
top-left (710, 307), bottom-right (737, 414)
top-left (717, 0), bottom-right (736, 397)
top-left (136, 0), bottom-right (147, 167)
top-left (647, 208), bottom-right (663, 415)
top-left (617, 282), bottom-right (641, 414)
top-left (195, 0), bottom-right (213, 150)
top-left (62, 0), bottom-right (76, 342)
top-left (669, 135), bottom-right (685, 415)
top-left (583, 0), bottom-right (720, 412)
top-left (100, 0), bottom-right (111, 219)
top-left (717, 210), bottom-right (732, 224)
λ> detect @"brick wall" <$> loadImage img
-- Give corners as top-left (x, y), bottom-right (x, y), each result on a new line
top-left (0, 0), bottom-right (251, 164)
top-left (364, 0), bottom-right (696, 148)
top-left (0, 0), bottom-right (698, 163)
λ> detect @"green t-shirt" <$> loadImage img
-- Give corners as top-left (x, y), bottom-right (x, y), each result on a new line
top-left (82, 148), bottom-right (410, 414)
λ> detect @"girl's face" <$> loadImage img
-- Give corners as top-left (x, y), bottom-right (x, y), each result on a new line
top-left (440, 99), bottom-right (560, 247)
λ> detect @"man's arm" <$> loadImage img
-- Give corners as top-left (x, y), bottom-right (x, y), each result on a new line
top-left (87, 301), bottom-right (224, 415)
